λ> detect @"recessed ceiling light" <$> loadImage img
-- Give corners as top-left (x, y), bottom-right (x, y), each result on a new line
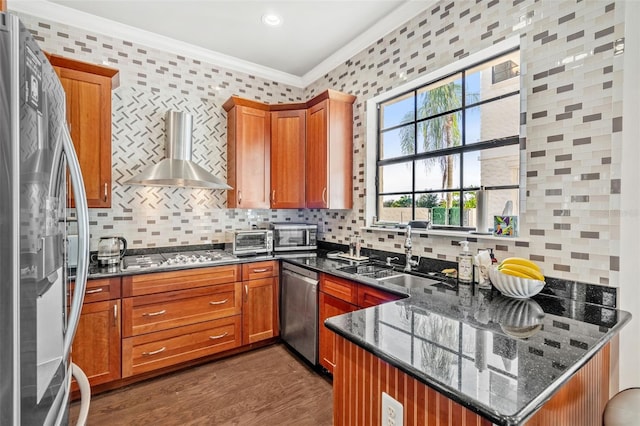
top-left (262, 13), bottom-right (283, 27)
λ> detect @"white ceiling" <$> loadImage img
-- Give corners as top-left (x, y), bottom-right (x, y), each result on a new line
top-left (10, 0), bottom-right (433, 87)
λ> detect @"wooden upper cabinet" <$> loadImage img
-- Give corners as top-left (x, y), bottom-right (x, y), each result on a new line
top-left (224, 90), bottom-right (355, 210)
top-left (47, 53), bottom-right (119, 208)
top-left (224, 98), bottom-right (271, 209)
top-left (1, 0), bottom-right (7, 12)
top-left (306, 91), bottom-right (356, 209)
top-left (270, 110), bottom-right (306, 208)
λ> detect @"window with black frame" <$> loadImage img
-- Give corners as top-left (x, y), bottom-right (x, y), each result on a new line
top-left (376, 50), bottom-right (521, 230)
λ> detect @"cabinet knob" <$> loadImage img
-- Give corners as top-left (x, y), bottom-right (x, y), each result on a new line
top-left (322, 187), bottom-right (327, 205)
top-left (104, 182), bottom-right (108, 202)
top-left (238, 190), bottom-right (242, 205)
top-left (272, 190), bottom-right (276, 203)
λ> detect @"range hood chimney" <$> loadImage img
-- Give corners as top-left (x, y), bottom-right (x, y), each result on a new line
top-left (125, 111), bottom-right (232, 189)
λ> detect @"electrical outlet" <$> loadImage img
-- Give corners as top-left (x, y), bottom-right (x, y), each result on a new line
top-left (317, 220), bottom-right (325, 233)
top-left (381, 392), bottom-right (403, 426)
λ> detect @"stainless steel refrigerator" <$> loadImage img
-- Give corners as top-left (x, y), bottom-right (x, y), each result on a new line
top-left (0, 12), bottom-right (91, 425)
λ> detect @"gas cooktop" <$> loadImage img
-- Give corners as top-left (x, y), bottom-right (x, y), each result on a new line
top-left (122, 249), bottom-right (239, 271)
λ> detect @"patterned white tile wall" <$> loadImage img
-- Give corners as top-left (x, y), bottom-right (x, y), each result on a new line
top-left (304, 0), bottom-right (624, 286)
top-left (17, 1), bottom-right (626, 286)
top-left (16, 12), bottom-right (306, 250)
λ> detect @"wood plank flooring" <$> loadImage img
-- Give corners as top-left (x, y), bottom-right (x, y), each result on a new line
top-left (70, 344), bottom-right (333, 426)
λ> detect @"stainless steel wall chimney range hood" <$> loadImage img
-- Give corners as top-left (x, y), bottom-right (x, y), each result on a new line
top-left (125, 111), bottom-right (232, 189)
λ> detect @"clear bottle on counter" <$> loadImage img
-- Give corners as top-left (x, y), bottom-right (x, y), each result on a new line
top-left (458, 241), bottom-right (473, 283)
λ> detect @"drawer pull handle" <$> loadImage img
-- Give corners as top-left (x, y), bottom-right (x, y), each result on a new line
top-left (142, 309), bottom-right (166, 317)
top-left (209, 332), bottom-right (228, 340)
top-left (209, 299), bottom-right (229, 306)
top-left (142, 347), bottom-right (166, 357)
top-left (86, 288), bottom-right (104, 294)
top-left (252, 268), bottom-right (268, 273)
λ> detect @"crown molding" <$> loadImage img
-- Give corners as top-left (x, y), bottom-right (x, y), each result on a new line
top-left (301, 0), bottom-right (434, 87)
top-left (9, 0), bottom-right (305, 87)
top-left (10, 0), bottom-right (433, 90)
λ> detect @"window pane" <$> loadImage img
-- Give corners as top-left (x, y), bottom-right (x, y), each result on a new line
top-left (380, 124), bottom-right (415, 160)
top-left (465, 95), bottom-right (519, 144)
top-left (463, 145), bottom-right (520, 188)
top-left (415, 193), bottom-right (442, 223)
top-left (417, 73), bottom-right (462, 119)
top-left (466, 51), bottom-right (520, 104)
top-left (464, 188), bottom-right (520, 231)
top-left (415, 154), bottom-right (460, 191)
top-left (416, 111), bottom-right (463, 154)
top-left (380, 92), bottom-right (415, 130)
top-left (379, 163), bottom-right (413, 193)
top-left (378, 194), bottom-right (413, 223)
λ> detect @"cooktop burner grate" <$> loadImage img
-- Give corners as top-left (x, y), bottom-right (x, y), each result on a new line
top-left (122, 249), bottom-right (238, 270)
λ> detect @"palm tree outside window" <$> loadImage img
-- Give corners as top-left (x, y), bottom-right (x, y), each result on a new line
top-left (376, 49), bottom-right (521, 230)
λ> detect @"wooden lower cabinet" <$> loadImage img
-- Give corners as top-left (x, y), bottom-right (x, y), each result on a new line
top-left (243, 276), bottom-right (278, 344)
top-left (358, 284), bottom-right (402, 308)
top-left (72, 299), bottom-right (121, 390)
top-left (319, 273), bottom-right (404, 374)
top-left (318, 292), bottom-right (358, 374)
top-left (122, 282), bottom-right (242, 337)
top-left (122, 316), bottom-right (242, 377)
top-left (74, 261), bottom-right (283, 393)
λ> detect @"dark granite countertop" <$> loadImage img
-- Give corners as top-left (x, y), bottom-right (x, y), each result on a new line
top-left (286, 255), bottom-right (632, 426)
top-left (76, 246), bottom-right (630, 425)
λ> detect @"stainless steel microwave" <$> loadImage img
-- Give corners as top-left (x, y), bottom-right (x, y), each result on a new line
top-left (270, 223), bottom-right (317, 252)
top-left (225, 229), bottom-right (273, 255)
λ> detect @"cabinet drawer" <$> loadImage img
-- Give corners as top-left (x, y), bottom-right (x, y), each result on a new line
top-left (122, 282), bottom-right (242, 337)
top-left (122, 265), bottom-right (241, 297)
top-left (122, 316), bottom-right (241, 377)
top-left (320, 273), bottom-right (357, 305)
top-left (357, 285), bottom-right (403, 308)
top-left (71, 277), bottom-right (121, 303)
top-left (242, 261), bottom-right (278, 280)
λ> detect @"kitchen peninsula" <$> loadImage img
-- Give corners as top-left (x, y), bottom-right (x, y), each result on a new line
top-left (321, 271), bottom-right (630, 426)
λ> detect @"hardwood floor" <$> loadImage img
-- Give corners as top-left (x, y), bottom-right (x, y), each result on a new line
top-left (70, 344), bottom-right (333, 426)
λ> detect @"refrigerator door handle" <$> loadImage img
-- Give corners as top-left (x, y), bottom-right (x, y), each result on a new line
top-left (61, 124), bottom-right (90, 358)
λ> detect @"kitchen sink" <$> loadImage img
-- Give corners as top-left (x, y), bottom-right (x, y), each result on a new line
top-left (337, 264), bottom-right (402, 279)
top-left (377, 274), bottom-right (443, 289)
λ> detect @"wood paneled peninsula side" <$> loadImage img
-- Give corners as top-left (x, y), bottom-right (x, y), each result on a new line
top-left (325, 279), bottom-right (630, 426)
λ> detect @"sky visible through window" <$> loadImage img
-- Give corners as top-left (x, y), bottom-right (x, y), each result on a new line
top-left (379, 74), bottom-right (483, 193)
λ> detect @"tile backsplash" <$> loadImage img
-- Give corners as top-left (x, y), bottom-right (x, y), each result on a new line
top-left (304, 0), bottom-right (624, 286)
top-left (17, 0), bottom-right (625, 286)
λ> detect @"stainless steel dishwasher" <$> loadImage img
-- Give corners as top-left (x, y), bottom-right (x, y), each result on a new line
top-left (281, 262), bottom-right (319, 365)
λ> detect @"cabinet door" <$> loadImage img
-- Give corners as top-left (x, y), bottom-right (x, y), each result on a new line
top-left (319, 292), bottom-right (358, 374)
top-left (54, 66), bottom-right (112, 208)
top-left (242, 277), bottom-right (278, 344)
top-left (305, 100), bottom-right (329, 208)
top-left (357, 285), bottom-right (403, 308)
top-left (228, 105), bottom-right (271, 208)
top-left (271, 110), bottom-right (306, 208)
top-left (72, 300), bottom-right (121, 389)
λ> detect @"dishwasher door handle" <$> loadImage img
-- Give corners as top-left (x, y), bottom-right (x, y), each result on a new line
top-left (282, 269), bottom-right (318, 286)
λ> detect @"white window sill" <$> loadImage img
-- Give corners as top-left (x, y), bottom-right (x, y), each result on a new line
top-left (360, 226), bottom-right (530, 243)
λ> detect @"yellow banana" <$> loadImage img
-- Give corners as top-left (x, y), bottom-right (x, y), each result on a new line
top-left (498, 267), bottom-right (532, 279)
top-left (498, 263), bottom-right (545, 281)
top-left (499, 257), bottom-right (541, 273)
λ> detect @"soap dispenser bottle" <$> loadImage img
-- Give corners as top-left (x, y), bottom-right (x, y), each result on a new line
top-left (458, 241), bottom-right (473, 283)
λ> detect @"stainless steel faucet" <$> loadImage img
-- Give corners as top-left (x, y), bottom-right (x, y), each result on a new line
top-left (404, 225), bottom-right (419, 272)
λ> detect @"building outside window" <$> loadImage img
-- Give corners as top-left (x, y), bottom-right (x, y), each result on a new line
top-left (375, 49), bottom-right (521, 230)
